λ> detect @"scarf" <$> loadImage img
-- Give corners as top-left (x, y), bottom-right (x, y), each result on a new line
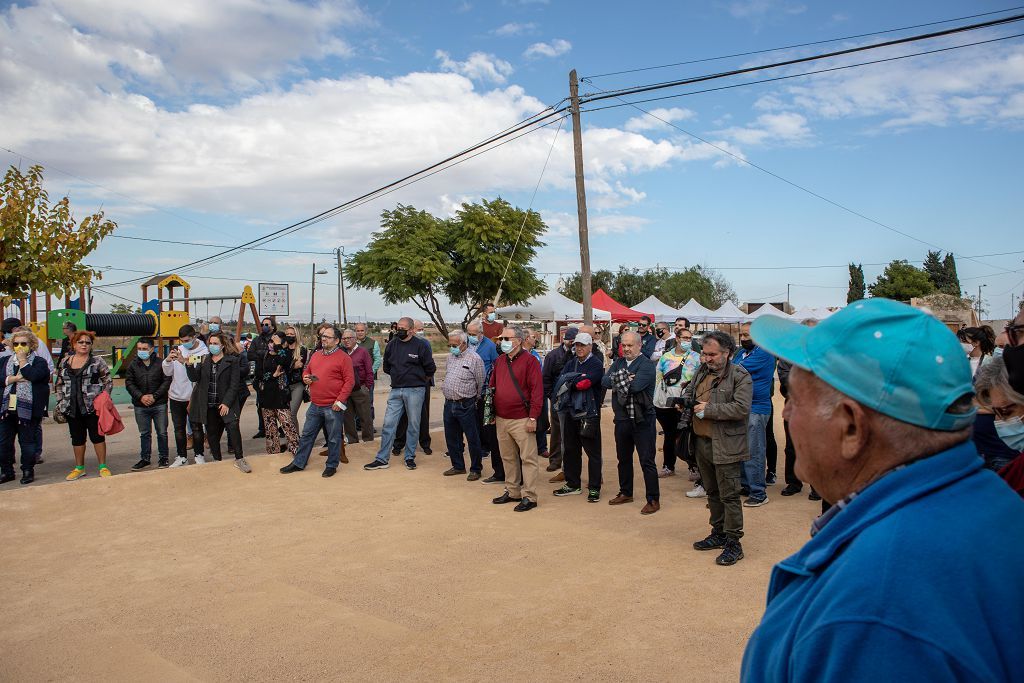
top-left (610, 361), bottom-right (637, 422)
top-left (3, 353), bottom-right (36, 420)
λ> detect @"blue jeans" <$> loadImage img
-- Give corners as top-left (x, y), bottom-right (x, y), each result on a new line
top-left (375, 387), bottom-right (426, 463)
top-left (292, 403), bottom-right (344, 469)
top-left (133, 404), bottom-right (169, 459)
top-left (742, 411), bottom-right (770, 500)
top-left (443, 397), bottom-right (484, 472)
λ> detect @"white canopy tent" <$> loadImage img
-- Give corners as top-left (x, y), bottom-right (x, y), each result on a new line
top-left (675, 298), bottom-right (716, 324)
top-left (497, 292), bottom-right (611, 322)
top-left (744, 303), bottom-right (793, 323)
top-left (814, 307), bottom-right (836, 320)
top-left (633, 295), bottom-right (682, 323)
top-left (706, 301), bottom-right (748, 324)
top-left (789, 306), bottom-right (821, 323)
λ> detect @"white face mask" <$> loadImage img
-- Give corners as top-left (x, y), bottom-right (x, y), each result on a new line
top-left (960, 342), bottom-right (974, 355)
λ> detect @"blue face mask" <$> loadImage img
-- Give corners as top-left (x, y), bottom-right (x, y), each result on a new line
top-left (486, 313), bottom-right (496, 322)
top-left (184, 340), bottom-right (197, 350)
top-left (993, 347), bottom-right (1004, 359)
top-left (995, 417), bottom-right (1024, 451)
top-left (137, 350), bottom-right (151, 361)
top-left (209, 323), bottom-right (220, 333)
top-left (450, 346), bottom-right (462, 356)
top-left (500, 340), bottom-right (514, 354)
top-left (209, 344), bottom-right (222, 356)
top-left (468, 335), bottom-right (480, 346)
top-left (678, 340), bottom-right (692, 351)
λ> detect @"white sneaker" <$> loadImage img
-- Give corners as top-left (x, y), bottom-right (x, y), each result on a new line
top-left (194, 454), bottom-right (206, 465)
top-left (686, 483), bottom-right (707, 498)
top-left (657, 467), bottom-right (675, 478)
top-left (169, 456), bottom-right (188, 468)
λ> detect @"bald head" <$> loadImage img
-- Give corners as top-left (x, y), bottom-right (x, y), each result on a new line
top-left (620, 331), bottom-right (642, 360)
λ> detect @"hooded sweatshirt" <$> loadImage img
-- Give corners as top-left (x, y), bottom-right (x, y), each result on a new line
top-left (162, 339), bottom-right (209, 401)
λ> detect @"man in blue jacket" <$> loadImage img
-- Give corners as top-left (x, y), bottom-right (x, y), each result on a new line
top-left (742, 298), bottom-right (1024, 683)
top-left (603, 331), bottom-right (660, 513)
top-left (734, 323), bottom-right (776, 507)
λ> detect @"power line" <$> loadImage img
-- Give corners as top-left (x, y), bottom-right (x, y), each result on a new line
top-left (582, 5), bottom-right (1024, 79)
top-left (578, 13), bottom-right (1024, 104)
top-left (107, 234), bottom-right (335, 255)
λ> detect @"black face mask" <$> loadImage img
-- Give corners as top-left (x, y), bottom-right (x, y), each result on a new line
top-left (284, 336), bottom-right (296, 344)
top-left (262, 324), bottom-right (272, 334)
top-left (397, 328), bottom-right (409, 339)
top-left (656, 329), bottom-right (666, 338)
top-left (740, 339), bottom-right (755, 351)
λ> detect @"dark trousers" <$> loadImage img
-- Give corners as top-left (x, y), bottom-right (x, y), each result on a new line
top-left (765, 406), bottom-right (778, 476)
top-left (694, 435), bottom-right (744, 540)
top-left (477, 395), bottom-right (504, 479)
top-left (562, 415), bottom-right (602, 491)
top-left (782, 418), bottom-right (802, 488)
top-left (0, 413), bottom-right (40, 474)
top-left (443, 397), bottom-right (484, 473)
top-left (343, 386), bottom-right (374, 442)
top-left (394, 386), bottom-right (431, 450)
top-left (615, 416), bottom-right (659, 501)
top-left (197, 407), bottom-right (243, 460)
top-left (654, 407), bottom-right (682, 471)
top-left (169, 399), bottom-right (202, 457)
top-left (535, 396), bottom-right (549, 454)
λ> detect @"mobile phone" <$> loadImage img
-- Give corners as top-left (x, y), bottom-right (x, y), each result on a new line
top-left (308, 374), bottom-right (319, 382)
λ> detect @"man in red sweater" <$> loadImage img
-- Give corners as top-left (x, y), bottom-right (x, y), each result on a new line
top-left (489, 325), bottom-right (544, 511)
top-left (280, 325), bottom-right (355, 478)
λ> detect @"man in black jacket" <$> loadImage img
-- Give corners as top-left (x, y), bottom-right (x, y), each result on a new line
top-left (126, 338), bottom-right (173, 470)
top-left (542, 326), bottom-right (577, 474)
top-left (249, 317), bottom-right (275, 438)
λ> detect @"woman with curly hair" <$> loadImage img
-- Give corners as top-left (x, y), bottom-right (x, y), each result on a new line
top-left (55, 330), bottom-right (113, 480)
top-left (258, 330), bottom-right (300, 455)
top-left (1, 329), bottom-right (51, 484)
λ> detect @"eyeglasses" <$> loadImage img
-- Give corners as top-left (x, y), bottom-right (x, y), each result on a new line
top-left (991, 403), bottom-right (1021, 421)
top-left (341, 336), bottom-right (355, 341)
top-left (1006, 322), bottom-right (1024, 347)
top-left (319, 334), bottom-right (336, 340)
top-left (76, 340), bottom-right (93, 346)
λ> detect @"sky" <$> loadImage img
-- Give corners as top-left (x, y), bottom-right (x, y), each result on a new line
top-left (2, 0), bottom-right (1023, 323)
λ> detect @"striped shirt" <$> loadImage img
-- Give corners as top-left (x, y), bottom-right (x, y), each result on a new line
top-left (442, 347), bottom-right (485, 401)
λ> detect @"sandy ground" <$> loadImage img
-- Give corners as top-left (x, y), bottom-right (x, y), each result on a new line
top-left (0, 374), bottom-right (820, 682)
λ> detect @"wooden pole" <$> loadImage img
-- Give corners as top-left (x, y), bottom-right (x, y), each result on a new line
top-left (569, 69), bottom-right (593, 326)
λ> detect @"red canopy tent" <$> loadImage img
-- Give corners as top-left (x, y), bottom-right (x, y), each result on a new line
top-left (591, 289), bottom-right (651, 322)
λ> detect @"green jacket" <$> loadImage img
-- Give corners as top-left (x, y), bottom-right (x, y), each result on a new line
top-left (683, 360), bottom-right (752, 464)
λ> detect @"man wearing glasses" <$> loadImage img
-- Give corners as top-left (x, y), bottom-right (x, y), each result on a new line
top-left (280, 326), bottom-right (355, 478)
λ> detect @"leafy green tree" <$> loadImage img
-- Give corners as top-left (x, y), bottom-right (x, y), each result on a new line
top-left (558, 265), bottom-right (732, 308)
top-left (923, 250), bottom-right (945, 291)
top-left (346, 200), bottom-right (547, 332)
top-left (847, 263), bottom-right (866, 303)
top-left (557, 269), bottom-right (615, 302)
top-left (868, 260), bottom-right (935, 301)
top-left (0, 164), bottom-right (116, 300)
top-left (942, 253), bottom-right (961, 297)
top-left (109, 303), bottom-right (142, 315)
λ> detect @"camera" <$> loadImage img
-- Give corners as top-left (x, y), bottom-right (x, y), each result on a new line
top-left (672, 396), bottom-right (698, 409)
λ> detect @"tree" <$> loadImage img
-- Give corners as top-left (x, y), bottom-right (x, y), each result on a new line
top-left (346, 199), bottom-right (547, 332)
top-left (557, 265), bottom-right (732, 308)
top-left (109, 303), bottom-right (142, 315)
top-left (557, 269), bottom-right (615, 302)
top-left (0, 164), bottom-right (116, 300)
top-left (868, 260), bottom-right (935, 301)
top-left (942, 253), bottom-right (961, 297)
top-left (847, 263), bottom-right (866, 303)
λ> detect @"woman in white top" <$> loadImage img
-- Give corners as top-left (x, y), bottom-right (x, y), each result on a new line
top-left (653, 328), bottom-right (701, 478)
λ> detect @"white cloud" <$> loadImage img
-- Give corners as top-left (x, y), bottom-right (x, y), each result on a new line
top-left (492, 22), bottom-right (535, 36)
top-left (726, 0), bottom-right (806, 19)
top-left (624, 107), bottom-right (696, 132)
top-left (590, 214), bottom-right (650, 235)
top-left (523, 39), bottom-right (572, 59)
top-left (715, 112), bottom-right (812, 146)
top-left (435, 50), bottom-right (514, 84)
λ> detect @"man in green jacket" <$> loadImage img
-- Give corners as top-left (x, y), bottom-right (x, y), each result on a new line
top-left (682, 330), bottom-right (752, 566)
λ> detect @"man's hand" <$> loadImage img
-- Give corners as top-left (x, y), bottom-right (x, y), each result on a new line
top-left (141, 394), bottom-right (155, 406)
top-left (219, 404), bottom-right (229, 417)
top-left (694, 402), bottom-right (707, 414)
top-left (303, 375), bottom-right (314, 385)
top-left (332, 401), bottom-right (345, 412)
top-left (526, 418), bottom-right (537, 433)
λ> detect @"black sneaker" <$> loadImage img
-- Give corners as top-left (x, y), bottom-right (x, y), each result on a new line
top-left (405, 460), bottom-right (417, 470)
top-left (716, 539), bottom-right (744, 566)
top-left (482, 475), bottom-right (504, 484)
top-left (20, 471), bottom-right (34, 485)
top-left (693, 532), bottom-right (728, 551)
top-left (513, 498), bottom-right (538, 512)
top-left (553, 484), bottom-right (582, 497)
top-left (252, 431), bottom-right (266, 439)
top-left (157, 458), bottom-right (170, 468)
top-left (422, 447), bottom-right (433, 455)
top-left (363, 460), bottom-right (390, 471)
top-left (765, 472), bottom-right (777, 486)
top-left (131, 459), bottom-right (151, 471)
top-left (587, 489), bottom-right (600, 503)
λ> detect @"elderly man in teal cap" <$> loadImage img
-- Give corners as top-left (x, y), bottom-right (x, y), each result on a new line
top-left (741, 298), bottom-right (1024, 682)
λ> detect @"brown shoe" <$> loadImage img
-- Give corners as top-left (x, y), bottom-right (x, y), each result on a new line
top-left (608, 494), bottom-right (633, 505)
top-left (186, 435), bottom-right (194, 450)
top-left (548, 471), bottom-right (565, 483)
top-left (340, 451), bottom-right (349, 464)
top-left (319, 449), bottom-right (328, 457)
top-left (641, 500), bottom-right (661, 515)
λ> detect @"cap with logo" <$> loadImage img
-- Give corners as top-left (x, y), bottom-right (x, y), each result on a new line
top-left (751, 298), bottom-right (976, 431)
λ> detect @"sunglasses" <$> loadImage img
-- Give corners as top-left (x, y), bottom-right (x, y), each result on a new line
top-left (12, 343), bottom-right (29, 349)
top-left (1006, 322), bottom-right (1024, 347)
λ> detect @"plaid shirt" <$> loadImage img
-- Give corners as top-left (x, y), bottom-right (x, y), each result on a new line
top-left (442, 347), bottom-right (485, 401)
top-left (609, 366), bottom-right (637, 421)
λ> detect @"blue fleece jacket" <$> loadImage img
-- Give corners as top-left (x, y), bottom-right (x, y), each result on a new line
top-left (741, 441), bottom-right (1024, 683)
top-left (733, 345), bottom-right (775, 415)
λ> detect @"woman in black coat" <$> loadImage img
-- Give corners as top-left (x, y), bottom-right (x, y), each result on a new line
top-left (0, 329), bottom-right (51, 485)
top-left (185, 332), bottom-right (251, 474)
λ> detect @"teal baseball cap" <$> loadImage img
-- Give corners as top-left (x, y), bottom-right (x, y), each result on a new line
top-left (751, 298), bottom-right (976, 431)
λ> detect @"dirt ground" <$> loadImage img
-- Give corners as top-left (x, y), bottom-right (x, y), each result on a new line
top-left (0, 382), bottom-right (819, 682)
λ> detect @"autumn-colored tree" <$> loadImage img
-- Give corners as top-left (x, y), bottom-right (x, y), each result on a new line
top-left (0, 164), bottom-right (116, 301)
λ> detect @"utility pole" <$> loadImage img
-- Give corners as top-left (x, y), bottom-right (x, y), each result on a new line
top-left (977, 283), bottom-right (986, 321)
top-left (786, 283), bottom-right (791, 312)
top-left (336, 247), bottom-right (348, 326)
top-left (569, 69), bottom-right (593, 325)
top-left (311, 263), bottom-right (317, 325)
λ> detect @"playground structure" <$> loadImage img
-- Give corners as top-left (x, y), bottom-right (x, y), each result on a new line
top-left (10, 274), bottom-right (262, 376)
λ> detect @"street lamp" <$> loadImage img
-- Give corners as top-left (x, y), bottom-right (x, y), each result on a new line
top-left (311, 263), bottom-right (328, 324)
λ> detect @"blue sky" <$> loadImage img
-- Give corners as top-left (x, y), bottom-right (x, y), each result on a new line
top-left (2, 0), bottom-right (1022, 321)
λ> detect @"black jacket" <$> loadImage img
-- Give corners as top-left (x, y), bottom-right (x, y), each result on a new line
top-left (186, 353), bottom-right (242, 425)
top-left (541, 343), bottom-right (571, 398)
top-left (0, 355), bottom-right (51, 420)
top-left (382, 336), bottom-right (436, 388)
top-left (125, 356), bottom-right (172, 407)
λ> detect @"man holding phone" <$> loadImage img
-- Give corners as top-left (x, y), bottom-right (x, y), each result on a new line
top-left (280, 325), bottom-right (355, 478)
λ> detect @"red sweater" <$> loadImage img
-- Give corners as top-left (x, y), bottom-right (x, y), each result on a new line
top-left (999, 453), bottom-right (1024, 499)
top-left (489, 350), bottom-right (543, 420)
top-left (304, 349), bottom-right (355, 407)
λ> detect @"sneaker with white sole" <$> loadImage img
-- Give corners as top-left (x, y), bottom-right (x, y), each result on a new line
top-left (169, 456), bottom-right (188, 468)
top-left (685, 483), bottom-right (707, 498)
top-left (234, 458), bottom-right (252, 473)
top-left (687, 467), bottom-right (701, 482)
top-left (194, 454), bottom-right (206, 465)
top-left (657, 467), bottom-right (675, 478)
top-left (743, 495), bottom-right (769, 507)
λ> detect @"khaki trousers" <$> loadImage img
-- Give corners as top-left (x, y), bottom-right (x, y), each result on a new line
top-left (496, 416), bottom-right (540, 503)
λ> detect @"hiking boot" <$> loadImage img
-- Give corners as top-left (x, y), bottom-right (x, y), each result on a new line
top-left (693, 532), bottom-right (728, 551)
top-left (716, 539), bottom-right (744, 566)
